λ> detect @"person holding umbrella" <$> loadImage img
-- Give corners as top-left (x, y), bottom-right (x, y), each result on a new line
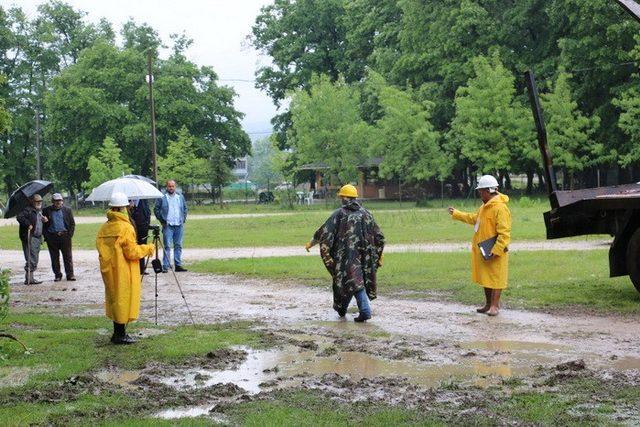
top-left (304, 184), bottom-right (385, 322)
top-left (96, 192), bottom-right (155, 345)
top-left (43, 193), bottom-right (76, 282)
top-left (128, 198), bottom-right (151, 275)
top-left (16, 194), bottom-right (47, 285)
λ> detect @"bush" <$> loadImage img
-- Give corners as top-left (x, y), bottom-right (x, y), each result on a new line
top-left (274, 188), bottom-right (298, 209)
top-left (223, 188), bottom-right (257, 201)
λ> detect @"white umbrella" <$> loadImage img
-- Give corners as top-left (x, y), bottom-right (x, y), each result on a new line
top-left (122, 174), bottom-right (156, 185)
top-left (86, 177), bottom-right (163, 202)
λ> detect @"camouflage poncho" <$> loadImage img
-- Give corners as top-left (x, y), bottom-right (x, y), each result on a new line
top-left (310, 200), bottom-right (385, 312)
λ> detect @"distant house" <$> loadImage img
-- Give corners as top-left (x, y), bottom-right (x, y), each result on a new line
top-left (232, 157), bottom-right (248, 181)
top-left (298, 158), bottom-right (402, 199)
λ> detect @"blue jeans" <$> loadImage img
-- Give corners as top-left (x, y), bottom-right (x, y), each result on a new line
top-left (162, 224), bottom-right (184, 269)
top-left (342, 288), bottom-right (371, 318)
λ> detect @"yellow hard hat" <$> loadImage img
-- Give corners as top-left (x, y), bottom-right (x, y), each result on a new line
top-left (337, 184), bottom-right (358, 198)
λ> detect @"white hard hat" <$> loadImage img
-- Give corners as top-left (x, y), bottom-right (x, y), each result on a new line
top-left (476, 175), bottom-right (499, 192)
top-left (108, 192), bottom-right (129, 207)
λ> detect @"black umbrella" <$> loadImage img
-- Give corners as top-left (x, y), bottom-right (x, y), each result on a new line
top-left (3, 180), bottom-right (53, 218)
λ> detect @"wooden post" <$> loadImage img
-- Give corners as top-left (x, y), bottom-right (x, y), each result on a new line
top-left (147, 52), bottom-right (158, 186)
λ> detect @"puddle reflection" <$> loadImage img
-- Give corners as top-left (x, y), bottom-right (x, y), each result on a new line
top-left (161, 345), bottom-right (527, 395)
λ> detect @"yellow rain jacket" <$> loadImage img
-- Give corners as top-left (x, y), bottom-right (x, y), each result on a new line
top-left (451, 193), bottom-right (511, 290)
top-left (96, 210), bottom-right (155, 324)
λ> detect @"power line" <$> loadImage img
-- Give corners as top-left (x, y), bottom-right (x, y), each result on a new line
top-left (220, 78), bottom-right (256, 83)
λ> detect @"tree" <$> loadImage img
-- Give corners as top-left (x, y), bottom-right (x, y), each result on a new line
top-left (289, 74), bottom-right (375, 183)
top-left (248, 137), bottom-right (284, 190)
top-left (0, 74), bottom-right (12, 189)
top-left (250, 0), bottom-right (350, 149)
top-left (45, 35), bottom-right (250, 192)
top-left (448, 53), bottom-right (534, 187)
top-left (541, 69), bottom-right (601, 189)
top-left (83, 136), bottom-right (132, 192)
top-left (367, 72), bottom-right (449, 182)
top-left (157, 127), bottom-right (208, 195)
top-left (0, 2), bottom-right (114, 194)
top-left (207, 142), bottom-right (233, 207)
top-left (548, 0), bottom-right (637, 178)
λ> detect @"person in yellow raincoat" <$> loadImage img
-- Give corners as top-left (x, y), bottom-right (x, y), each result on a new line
top-left (97, 192), bottom-right (155, 344)
top-left (448, 175), bottom-right (511, 316)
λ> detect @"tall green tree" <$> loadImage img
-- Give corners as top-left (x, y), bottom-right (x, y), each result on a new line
top-left (541, 69), bottom-right (601, 189)
top-left (289, 74), bottom-right (375, 183)
top-left (0, 2), bottom-right (111, 193)
top-left (157, 127), bottom-right (208, 195)
top-left (548, 0), bottom-right (638, 177)
top-left (250, 0), bottom-right (350, 149)
top-left (367, 72), bottom-right (449, 182)
top-left (207, 142), bottom-right (233, 207)
top-left (449, 53), bottom-right (534, 185)
top-left (83, 136), bottom-right (131, 192)
top-left (45, 35), bottom-right (250, 192)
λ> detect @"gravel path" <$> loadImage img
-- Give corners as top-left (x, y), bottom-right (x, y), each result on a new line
top-left (0, 212), bottom-right (299, 227)
top-left (0, 239), bottom-right (611, 267)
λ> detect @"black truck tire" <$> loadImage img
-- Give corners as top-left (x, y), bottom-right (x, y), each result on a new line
top-left (626, 227), bottom-right (640, 293)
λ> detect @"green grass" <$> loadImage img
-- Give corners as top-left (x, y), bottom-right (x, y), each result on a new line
top-left (0, 313), bottom-right (260, 386)
top-left (224, 389), bottom-right (449, 426)
top-left (0, 198), bottom-right (575, 250)
top-left (0, 313), bottom-right (262, 425)
top-left (190, 250), bottom-right (640, 314)
top-left (222, 380), bottom-right (639, 426)
top-left (72, 198), bottom-right (444, 216)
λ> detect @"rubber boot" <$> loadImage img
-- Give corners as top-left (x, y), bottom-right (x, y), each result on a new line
top-left (111, 322), bottom-right (136, 345)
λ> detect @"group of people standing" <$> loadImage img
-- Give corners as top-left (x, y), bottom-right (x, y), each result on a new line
top-left (18, 173), bottom-right (510, 345)
top-left (17, 193), bottom-right (75, 285)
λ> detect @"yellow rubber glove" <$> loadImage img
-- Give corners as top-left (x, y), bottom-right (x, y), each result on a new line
top-left (304, 241), bottom-right (312, 252)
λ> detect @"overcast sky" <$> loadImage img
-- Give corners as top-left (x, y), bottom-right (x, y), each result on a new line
top-left (5, 0), bottom-right (278, 139)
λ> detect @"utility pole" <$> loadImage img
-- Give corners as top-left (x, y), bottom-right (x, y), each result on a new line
top-left (147, 52), bottom-right (158, 186)
top-left (35, 109), bottom-right (41, 180)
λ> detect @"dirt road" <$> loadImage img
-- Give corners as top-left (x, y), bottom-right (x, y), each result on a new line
top-left (7, 252), bottom-right (639, 378)
top-left (0, 239), bottom-right (611, 265)
top-left (5, 249), bottom-right (640, 423)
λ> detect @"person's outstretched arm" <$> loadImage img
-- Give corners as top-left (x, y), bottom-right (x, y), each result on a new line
top-left (449, 206), bottom-right (478, 225)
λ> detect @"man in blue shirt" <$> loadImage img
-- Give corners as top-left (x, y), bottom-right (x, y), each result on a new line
top-left (154, 180), bottom-right (188, 272)
top-left (43, 193), bottom-right (76, 281)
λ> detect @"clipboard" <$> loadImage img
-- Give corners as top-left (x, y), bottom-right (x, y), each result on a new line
top-left (478, 235), bottom-right (498, 260)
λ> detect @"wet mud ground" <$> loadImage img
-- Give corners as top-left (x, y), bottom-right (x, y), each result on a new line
top-left (4, 256), bottom-right (640, 424)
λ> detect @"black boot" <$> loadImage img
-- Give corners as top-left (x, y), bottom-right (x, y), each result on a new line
top-left (354, 313), bottom-right (371, 323)
top-left (111, 322), bottom-right (136, 345)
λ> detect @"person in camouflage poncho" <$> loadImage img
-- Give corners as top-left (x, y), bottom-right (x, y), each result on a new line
top-left (306, 185), bottom-right (385, 322)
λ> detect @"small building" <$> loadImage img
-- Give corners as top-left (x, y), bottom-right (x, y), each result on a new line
top-left (298, 158), bottom-right (402, 200)
top-left (232, 157), bottom-right (248, 181)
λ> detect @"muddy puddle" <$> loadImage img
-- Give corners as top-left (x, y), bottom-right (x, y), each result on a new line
top-left (95, 369), bottom-right (142, 390)
top-left (0, 366), bottom-right (48, 388)
top-left (613, 356), bottom-right (640, 371)
top-left (159, 344), bottom-right (536, 394)
top-left (156, 406), bottom-right (227, 422)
